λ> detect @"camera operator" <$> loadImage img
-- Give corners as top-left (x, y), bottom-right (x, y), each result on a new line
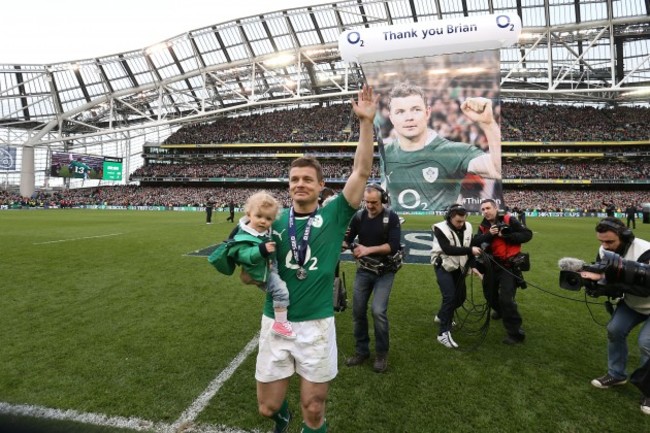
top-left (474, 199), bottom-right (532, 345)
top-left (431, 204), bottom-right (482, 349)
top-left (343, 184), bottom-right (401, 373)
top-left (587, 217), bottom-right (650, 415)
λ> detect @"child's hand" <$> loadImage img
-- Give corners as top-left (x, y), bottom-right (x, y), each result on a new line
top-left (265, 241), bottom-right (276, 253)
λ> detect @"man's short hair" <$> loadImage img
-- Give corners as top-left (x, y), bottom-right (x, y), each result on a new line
top-left (388, 82), bottom-right (427, 109)
top-left (480, 198), bottom-right (498, 207)
top-left (290, 156), bottom-right (323, 182)
top-left (596, 217), bottom-right (626, 236)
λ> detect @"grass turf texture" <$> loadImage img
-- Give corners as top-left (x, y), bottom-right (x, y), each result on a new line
top-left (1, 209), bottom-right (650, 433)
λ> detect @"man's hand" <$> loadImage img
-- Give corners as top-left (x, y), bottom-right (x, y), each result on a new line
top-left (351, 243), bottom-right (370, 259)
top-left (580, 271), bottom-right (603, 281)
top-left (351, 84), bottom-right (378, 122)
top-left (461, 97), bottom-right (495, 125)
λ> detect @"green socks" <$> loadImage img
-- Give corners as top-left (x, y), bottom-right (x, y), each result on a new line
top-left (301, 419), bottom-right (328, 432)
top-left (272, 399), bottom-right (291, 432)
top-left (273, 400), bottom-right (327, 433)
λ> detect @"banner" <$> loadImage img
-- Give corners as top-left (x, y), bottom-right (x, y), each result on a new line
top-left (0, 146), bottom-right (17, 171)
top-left (339, 14), bottom-right (521, 213)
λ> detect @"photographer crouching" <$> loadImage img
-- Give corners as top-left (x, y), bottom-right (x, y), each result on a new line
top-left (474, 199), bottom-right (533, 345)
top-left (580, 217), bottom-right (650, 415)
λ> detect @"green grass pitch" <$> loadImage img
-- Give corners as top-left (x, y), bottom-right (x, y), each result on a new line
top-left (1, 209), bottom-right (650, 432)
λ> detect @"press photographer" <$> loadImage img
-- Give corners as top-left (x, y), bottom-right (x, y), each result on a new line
top-left (474, 199), bottom-right (533, 345)
top-left (567, 217), bottom-right (650, 415)
top-left (343, 184), bottom-right (402, 373)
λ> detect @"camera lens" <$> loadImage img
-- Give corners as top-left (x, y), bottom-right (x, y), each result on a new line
top-left (559, 271), bottom-right (583, 291)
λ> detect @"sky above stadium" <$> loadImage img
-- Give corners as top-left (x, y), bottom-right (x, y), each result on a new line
top-left (1, 0), bottom-right (332, 65)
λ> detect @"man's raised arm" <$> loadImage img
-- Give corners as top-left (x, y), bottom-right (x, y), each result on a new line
top-left (343, 85), bottom-right (379, 208)
top-left (462, 97), bottom-right (501, 178)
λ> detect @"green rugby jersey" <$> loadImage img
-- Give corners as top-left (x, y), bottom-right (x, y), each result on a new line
top-left (381, 133), bottom-right (484, 212)
top-left (68, 160), bottom-right (92, 178)
top-left (267, 193), bottom-right (356, 322)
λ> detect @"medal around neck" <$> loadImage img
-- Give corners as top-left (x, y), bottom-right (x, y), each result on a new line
top-left (296, 267), bottom-right (308, 280)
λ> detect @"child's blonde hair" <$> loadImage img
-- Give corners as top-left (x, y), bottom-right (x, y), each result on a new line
top-left (244, 191), bottom-right (281, 219)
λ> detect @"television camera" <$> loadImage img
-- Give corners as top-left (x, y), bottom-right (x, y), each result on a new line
top-left (558, 251), bottom-right (650, 298)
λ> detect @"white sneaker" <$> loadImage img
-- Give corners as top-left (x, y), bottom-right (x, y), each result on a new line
top-left (641, 397), bottom-right (650, 415)
top-left (437, 331), bottom-right (459, 349)
top-left (434, 315), bottom-right (456, 327)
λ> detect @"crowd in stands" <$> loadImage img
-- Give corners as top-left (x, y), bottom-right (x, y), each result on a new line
top-left (130, 161), bottom-right (381, 180)
top-left (129, 159), bottom-right (648, 182)
top-left (0, 186), bottom-right (290, 209)
top-left (164, 104), bottom-right (358, 145)
top-left (504, 145), bottom-right (650, 153)
top-left (502, 161), bottom-right (650, 180)
top-left (2, 186), bottom-right (647, 214)
top-left (3, 101), bottom-right (649, 213)
top-left (162, 102), bottom-right (649, 145)
top-left (501, 103), bottom-right (650, 141)
top-left (503, 189), bottom-right (647, 213)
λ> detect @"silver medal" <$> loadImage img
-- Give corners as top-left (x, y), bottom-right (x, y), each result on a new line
top-left (296, 267), bottom-right (308, 280)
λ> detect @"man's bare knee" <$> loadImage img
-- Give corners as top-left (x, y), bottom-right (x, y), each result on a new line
top-left (258, 402), bottom-right (278, 419)
top-left (257, 379), bottom-right (289, 419)
top-left (301, 395), bottom-right (325, 425)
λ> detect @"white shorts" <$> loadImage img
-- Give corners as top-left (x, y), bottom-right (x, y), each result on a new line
top-left (255, 315), bottom-right (338, 383)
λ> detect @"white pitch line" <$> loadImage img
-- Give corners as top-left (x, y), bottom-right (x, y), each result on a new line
top-left (170, 335), bottom-right (259, 431)
top-left (33, 233), bottom-right (123, 245)
top-left (0, 402), bottom-right (166, 431)
top-left (0, 334), bottom-right (259, 433)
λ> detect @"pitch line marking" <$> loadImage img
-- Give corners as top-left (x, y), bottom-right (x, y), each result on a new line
top-left (0, 331), bottom-right (259, 433)
top-left (33, 233), bottom-right (123, 245)
top-left (0, 402), bottom-right (165, 431)
top-left (0, 402), bottom-right (253, 433)
top-left (0, 333), bottom-right (259, 433)
top-left (170, 334), bottom-right (259, 431)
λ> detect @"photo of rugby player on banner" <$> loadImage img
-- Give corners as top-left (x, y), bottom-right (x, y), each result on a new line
top-left (339, 14), bottom-right (521, 213)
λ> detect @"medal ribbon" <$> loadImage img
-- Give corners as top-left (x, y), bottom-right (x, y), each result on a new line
top-left (289, 206), bottom-right (318, 268)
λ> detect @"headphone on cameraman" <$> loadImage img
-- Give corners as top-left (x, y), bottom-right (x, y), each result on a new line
top-left (366, 184), bottom-right (388, 204)
top-left (445, 203), bottom-right (467, 222)
top-left (597, 218), bottom-right (635, 245)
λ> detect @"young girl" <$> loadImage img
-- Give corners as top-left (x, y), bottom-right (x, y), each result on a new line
top-left (209, 191), bottom-right (294, 339)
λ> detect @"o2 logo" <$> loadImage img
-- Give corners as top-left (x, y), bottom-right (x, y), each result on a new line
top-left (496, 15), bottom-right (515, 31)
top-left (0, 148), bottom-right (14, 170)
top-left (347, 31), bottom-right (365, 47)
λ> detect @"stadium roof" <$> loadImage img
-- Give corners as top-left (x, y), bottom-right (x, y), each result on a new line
top-left (1, 0), bottom-right (649, 150)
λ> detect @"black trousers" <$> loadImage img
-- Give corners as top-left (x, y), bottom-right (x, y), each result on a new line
top-left (632, 358), bottom-right (650, 397)
top-left (628, 215), bottom-right (636, 229)
top-left (483, 267), bottom-right (523, 337)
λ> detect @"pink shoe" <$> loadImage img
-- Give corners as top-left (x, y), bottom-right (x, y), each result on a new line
top-left (271, 321), bottom-right (296, 339)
